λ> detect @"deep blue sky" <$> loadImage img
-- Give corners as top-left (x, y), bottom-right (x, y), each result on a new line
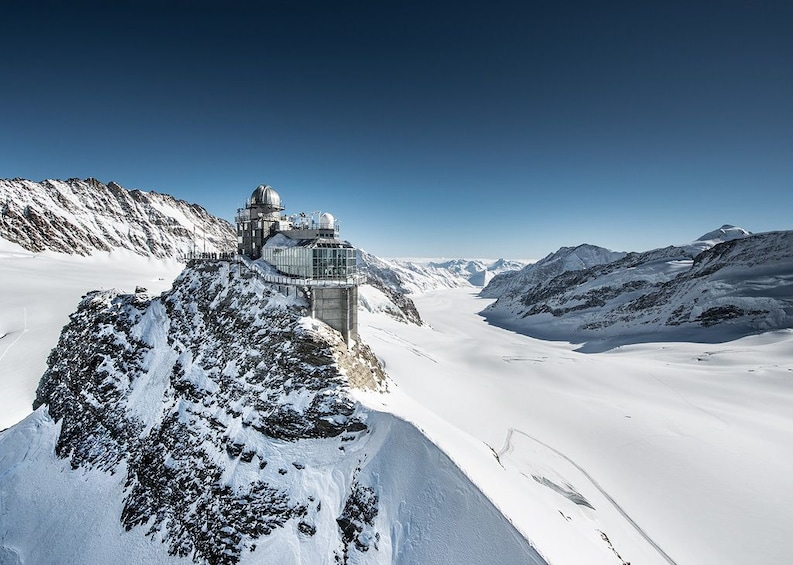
top-left (2, 1), bottom-right (791, 258)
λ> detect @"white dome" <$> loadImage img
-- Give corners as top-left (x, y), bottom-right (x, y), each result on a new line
top-left (250, 184), bottom-right (283, 210)
top-left (319, 212), bottom-right (335, 229)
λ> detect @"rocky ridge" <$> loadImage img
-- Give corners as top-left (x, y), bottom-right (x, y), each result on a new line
top-left (482, 228), bottom-right (793, 348)
top-left (32, 261), bottom-right (385, 563)
top-left (0, 177), bottom-right (235, 257)
top-left (480, 244), bottom-right (626, 299)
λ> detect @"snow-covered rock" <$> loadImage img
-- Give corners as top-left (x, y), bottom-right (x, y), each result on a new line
top-left (483, 229), bottom-right (793, 349)
top-left (0, 177), bottom-right (235, 257)
top-left (0, 261), bottom-right (545, 565)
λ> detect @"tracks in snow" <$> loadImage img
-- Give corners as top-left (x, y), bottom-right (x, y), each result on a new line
top-left (497, 427), bottom-right (678, 565)
top-left (0, 308), bottom-right (28, 366)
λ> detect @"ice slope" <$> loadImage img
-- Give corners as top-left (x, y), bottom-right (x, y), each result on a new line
top-left (358, 288), bottom-right (793, 565)
top-left (0, 177), bottom-right (235, 257)
top-left (483, 230), bottom-right (793, 349)
top-left (0, 261), bottom-right (544, 565)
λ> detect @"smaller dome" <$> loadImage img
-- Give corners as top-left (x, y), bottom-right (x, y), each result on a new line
top-left (250, 184), bottom-right (283, 210)
top-left (319, 212), bottom-right (335, 229)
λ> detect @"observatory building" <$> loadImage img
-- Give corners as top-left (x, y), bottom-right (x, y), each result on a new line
top-left (236, 184), bottom-right (362, 344)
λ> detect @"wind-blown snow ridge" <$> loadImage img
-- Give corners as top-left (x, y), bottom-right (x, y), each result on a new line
top-left (0, 261), bottom-right (544, 565)
top-left (0, 177), bottom-right (235, 257)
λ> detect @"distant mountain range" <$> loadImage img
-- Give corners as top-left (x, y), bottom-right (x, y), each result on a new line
top-left (482, 225), bottom-right (793, 350)
top-left (2, 177), bottom-right (790, 564)
top-left (0, 177), bottom-right (235, 257)
top-left (357, 252), bottom-right (526, 324)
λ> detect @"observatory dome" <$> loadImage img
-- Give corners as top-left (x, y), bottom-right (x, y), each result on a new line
top-left (319, 212), bottom-right (335, 229)
top-left (250, 184), bottom-right (283, 210)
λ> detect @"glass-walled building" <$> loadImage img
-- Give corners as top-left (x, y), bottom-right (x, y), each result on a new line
top-left (235, 183), bottom-right (363, 345)
top-left (260, 240), bottom-right (357, 280)
top-left (236, 183), bottom-right (360, 282)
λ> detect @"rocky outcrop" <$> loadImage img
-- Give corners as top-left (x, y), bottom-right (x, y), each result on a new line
top-left (33, 261), bottom-right (385, 563)
top-left (481, 244), bottom-right (626, 299)
top-left (1, 260), bottom-right (544, 564)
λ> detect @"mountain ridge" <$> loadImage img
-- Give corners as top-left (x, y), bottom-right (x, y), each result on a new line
top-left (482, 228), bottom-right (793, 350)
top-left (0, 177), bottom-right (235, 257)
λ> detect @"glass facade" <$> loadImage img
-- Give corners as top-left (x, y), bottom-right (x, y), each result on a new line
top-left (261, 244), bottom-right (357, 280)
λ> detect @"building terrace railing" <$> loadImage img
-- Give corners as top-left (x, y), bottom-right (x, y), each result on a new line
top-left (183, 252), bottom-right (366, 287)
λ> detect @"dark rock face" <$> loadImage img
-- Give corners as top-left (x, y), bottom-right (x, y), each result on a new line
top-left (0, 177), bottom-right (235, 257)
top-left (366, 277), bottom-right (423, 325)
top-left (34, 262), bottom-right (385, 563)
top-left (337, 481), bottom-right (380, 563)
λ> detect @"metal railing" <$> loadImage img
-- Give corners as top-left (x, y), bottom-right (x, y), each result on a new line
top-left (183, 252), bottom-right (366, 287)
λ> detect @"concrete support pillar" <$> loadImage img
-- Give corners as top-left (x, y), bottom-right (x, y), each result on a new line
top-left (311, 286), bottom-right (358, 346)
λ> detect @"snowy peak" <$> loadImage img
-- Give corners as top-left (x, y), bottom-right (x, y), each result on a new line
top-left (22, 261), bottom-right (385, 561)
top-left (695, 224), bottom-right (752, 243)
top-left (359, 252), bottom-right (526, 295)
top-left (356, 252), bottom-right (526, 324)
top-left (684, 224), bottom-right (753, 255)
top-left (481, 244), bottom-right (625, 299)
top-left (0, 177), bottom-right (235, 257)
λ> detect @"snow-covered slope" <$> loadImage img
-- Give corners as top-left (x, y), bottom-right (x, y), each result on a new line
top-left (0, 242), bottom-right (183, 430)
top-left (484, 228), bottom-right (792, 349)
top-left (0, 261), bottom-right (544, 565)
top-left (358, 289), bottom-right (793, 565)
top-left (0, 178), bottom-right (235, 257)
top-left (688, 223), bottom-right (752, 254)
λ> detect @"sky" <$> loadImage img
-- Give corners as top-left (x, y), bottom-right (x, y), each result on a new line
top-left (1, 0), bottom-right (791, 259)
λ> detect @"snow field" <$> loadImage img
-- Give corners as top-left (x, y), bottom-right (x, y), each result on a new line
top-left (0, 242), bottom-right (184, 429)
top-left (358, 288), bottom-right (793, 565)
